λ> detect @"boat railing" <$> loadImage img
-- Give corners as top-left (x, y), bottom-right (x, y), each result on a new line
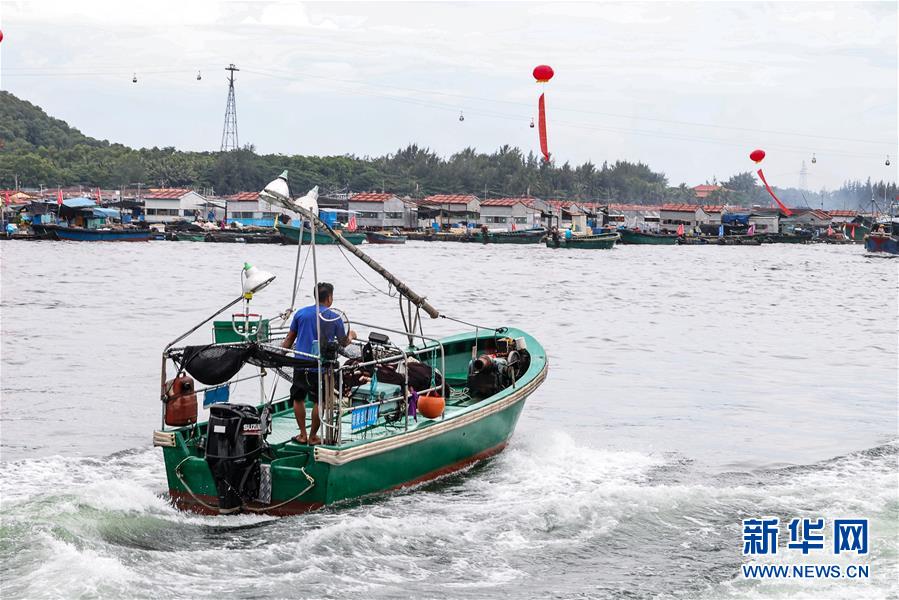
top-left (329, 321), bottom-right (446, 445)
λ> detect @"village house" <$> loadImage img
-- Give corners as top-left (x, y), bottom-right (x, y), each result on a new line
top-left (748, 207), bottom-right (780, 234)
top-left (659, 204), bottom-right (710, 233)
top-left (223, 191), bottom-right (287, 227)
top-left (779, 208), bottom-right (832, 232)
top-left (143, 188), bottom-right (218, 223)
top-left (545, 200), bottom-right (589, 232)
top-left (701, 205), bottom-right (726, 226)
top-left (479, 198), bottom-right (543, 230)
top-left (607, 204), bottom-right (662, 230)
top-left (418, 194), bottom-right (481, 228)
top-left (348, 192), bottom-right (417, 229)
top-left (827, 210), bottom-right (858, 225)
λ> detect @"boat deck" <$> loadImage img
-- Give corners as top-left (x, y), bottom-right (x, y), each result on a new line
top-left (266, 384), bottom-right (476, 450)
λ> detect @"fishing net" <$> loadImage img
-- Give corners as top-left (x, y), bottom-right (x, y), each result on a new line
top-left (174, 343), bottom-right (319, 385)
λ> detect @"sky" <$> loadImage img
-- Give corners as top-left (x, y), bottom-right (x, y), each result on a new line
top-left (1, 1), bottom-right (896, 190)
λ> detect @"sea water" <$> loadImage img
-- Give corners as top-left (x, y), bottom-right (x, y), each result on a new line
top-left (1, 241), bottom-right (896, 599)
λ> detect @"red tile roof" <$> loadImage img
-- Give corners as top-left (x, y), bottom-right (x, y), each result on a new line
top-left (225, 191), bottom-right (259, 201)
top-left (421, 194), bottom-right (479, 205)
top-left (693, 185), bottom-right (721, 192)
top-left (482, 197), bottom-right (538, 207)
top-left (661, 203), bottom-right (701, 213)
top-left (828, 210), bottom-right (857, 217)
top-left (145, 188), bottom-right (194, 199)
top-left (349, 192), bottom-right (397, 203)
top-left (609, 203), bottom-right (662, 212)
top-left (702, 205), bottom-right (725, 213)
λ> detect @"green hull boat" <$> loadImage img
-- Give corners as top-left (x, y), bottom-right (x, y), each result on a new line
top-left (156, 174), bottom-right (547, 516)
top-left (276, 222), bottom-right (366, 245)
top-left (158, 328), bottom-right (546, 515)
top-left (617, 229), bottom-right (678, 245)
top-left (545, 232), bottom-right (619, 249)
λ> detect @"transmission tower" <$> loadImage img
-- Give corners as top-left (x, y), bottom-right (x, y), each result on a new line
top-left (799, 160), bottom-right (808, 190)
top-left (220, 64), bottom-right (239, 151)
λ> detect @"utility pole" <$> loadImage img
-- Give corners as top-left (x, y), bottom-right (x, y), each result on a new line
top-left (221, 64), bottom-right (239, 151)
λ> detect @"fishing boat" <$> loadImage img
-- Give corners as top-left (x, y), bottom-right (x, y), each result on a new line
top-left (488, 228), bottom-right (546, 244)
top-left (461, 227), bottom-right (545, 244)
top-left (761, 231), bottom-right (813, 244)
top-left (154, 175), bottom-right (547, 516)
top-left (864, 214), bottom-right (899, 255)
top-left (40, 223), bottom-right (150, 242)
top-left (545, 231), bottom-right (619, 249)
top-left (205, 230), bottom-right (282, 244)
top-left (617, 229), bottom-right (678, 245)
top-left (365, 231), bottom-right (407, 245)
top-left (171, 231), bottom-right (207, 242)
top-left (276, 221), bottom-right (366, 246)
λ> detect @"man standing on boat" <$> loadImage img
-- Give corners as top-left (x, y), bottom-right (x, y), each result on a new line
top-left (281, 282), bottom-right (357, 445)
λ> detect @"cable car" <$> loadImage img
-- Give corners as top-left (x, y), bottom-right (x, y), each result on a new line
top-left (132, 73), bottom-right (137, 84)
top-left (529, 117), bottom-right (535, 128)
top-left (458, 111), bottom-right (464, 122)
top-left (886, 155), bottom-right (891, 167)
top-left (197, 71), bottom-right (202, 81)
top-left (811, 153), bottom-right (816, 164)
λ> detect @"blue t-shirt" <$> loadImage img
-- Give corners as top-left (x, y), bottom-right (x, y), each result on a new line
top-left (290, 305), bottom-right (346, 357)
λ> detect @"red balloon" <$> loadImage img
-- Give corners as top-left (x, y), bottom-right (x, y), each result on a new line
top-left (0, 30), bottom-right (4, 43)
top-left (749, 149), bottom-right (766, 163)
top-left (533, 65), bottom-right (554, 83)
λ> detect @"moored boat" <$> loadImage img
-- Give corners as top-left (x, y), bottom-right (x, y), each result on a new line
top-left (155, 174), bottom-right (547, 516)
top-left (487, 228), bottom-right (546, 244)
top-left (864, 215), bottom-right (899, 255)
top-left (276, 221), bottom-right (366, 245)
top-left (545, 232), bottom-right (619, 249)
top-left (617, 229), bottom-right (678, 245)
top-left (41, 223), bottom-right (150, 242)
top-left (365, 231), bottom-right (407, 244)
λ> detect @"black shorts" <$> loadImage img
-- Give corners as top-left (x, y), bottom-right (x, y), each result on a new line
top-left (290, 369), bottom-right (320, 404)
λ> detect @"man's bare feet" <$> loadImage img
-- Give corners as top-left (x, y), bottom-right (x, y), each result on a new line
top-left (308, 435), bottom-right (322, 446)
top-left (293, 433), bottom-right (308, 444)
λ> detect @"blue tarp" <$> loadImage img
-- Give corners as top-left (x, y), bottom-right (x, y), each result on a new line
top-left (722, 213), bottom-right (750, 225)
top-left (92, 207), bottom-right (121, 219)
top-left (62, 197), bottom-right (96, 209)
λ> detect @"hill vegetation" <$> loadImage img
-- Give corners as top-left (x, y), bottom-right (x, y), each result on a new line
top-left (0, 91), bottom-right (893, 208)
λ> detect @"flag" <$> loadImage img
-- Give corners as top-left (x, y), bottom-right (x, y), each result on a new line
top-left (511, 221), bottom-right (517, 231)
top-left (57, 189), bottom-right (63, 206)
top-left (4, 190), bottom-right (9, 206)
top-left (747, 224), bottom-right (756, 236)
top-left (755, 169), bottom-right (793, 216)
top-left (718, 224), bottom-right (724, 237)
top-left (538, 93), bottom-right (549, 162)
top-left (827, 225), bottom-right (834, 236)
top-left (95, 188), bottom-right (102, 204)
top-left (676, 223), bottom-right (685, 236)
top-left (347, 214), bottom-right (357, 231)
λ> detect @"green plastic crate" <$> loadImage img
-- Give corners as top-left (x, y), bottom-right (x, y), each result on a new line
top-left (213, 318), bottom-right (270, 343)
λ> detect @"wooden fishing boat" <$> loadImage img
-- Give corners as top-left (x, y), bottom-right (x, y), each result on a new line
top-left (169, 231), bottom-right (207, 242)
top-left (760, 231), bottom-right (813, 244)
top-left (487, 228), bottom-right (546, 244)
top-left (864, 216), bottom-right (899, 255)
top-left (365, 231), bottom-right (407, 245)
top-left (545, 232), bottom-right (619, 249)
top-left (154, 174), bottom-right (547, 516)
top-left (40, 223), bottom-right (150, 242)
top-left (205, 230), bottom-right (282, 244)
top-left (276, 221), bottom-right (366, 245)
top-left (617, 229), bottom-right (678, 245)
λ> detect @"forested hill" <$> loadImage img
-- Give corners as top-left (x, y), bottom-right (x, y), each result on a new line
top-left (0, 91), bottom-right (892, 208)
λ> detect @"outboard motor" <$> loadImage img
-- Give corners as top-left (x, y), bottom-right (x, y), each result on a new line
top-left (204, 403), bottom-right (263, 513)
top-left (467, 354), bottom-right (515, 398)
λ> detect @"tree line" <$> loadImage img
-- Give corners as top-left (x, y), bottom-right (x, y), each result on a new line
top-left (1, 91), bottom-right (893, 209)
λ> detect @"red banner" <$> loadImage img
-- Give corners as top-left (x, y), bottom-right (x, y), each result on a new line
top-left (756, 169), bottom-right (792, 216)
top-left (57, 189), bottom-right (63, 206)
top-left (538, 93), bottom-right (549, 162)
